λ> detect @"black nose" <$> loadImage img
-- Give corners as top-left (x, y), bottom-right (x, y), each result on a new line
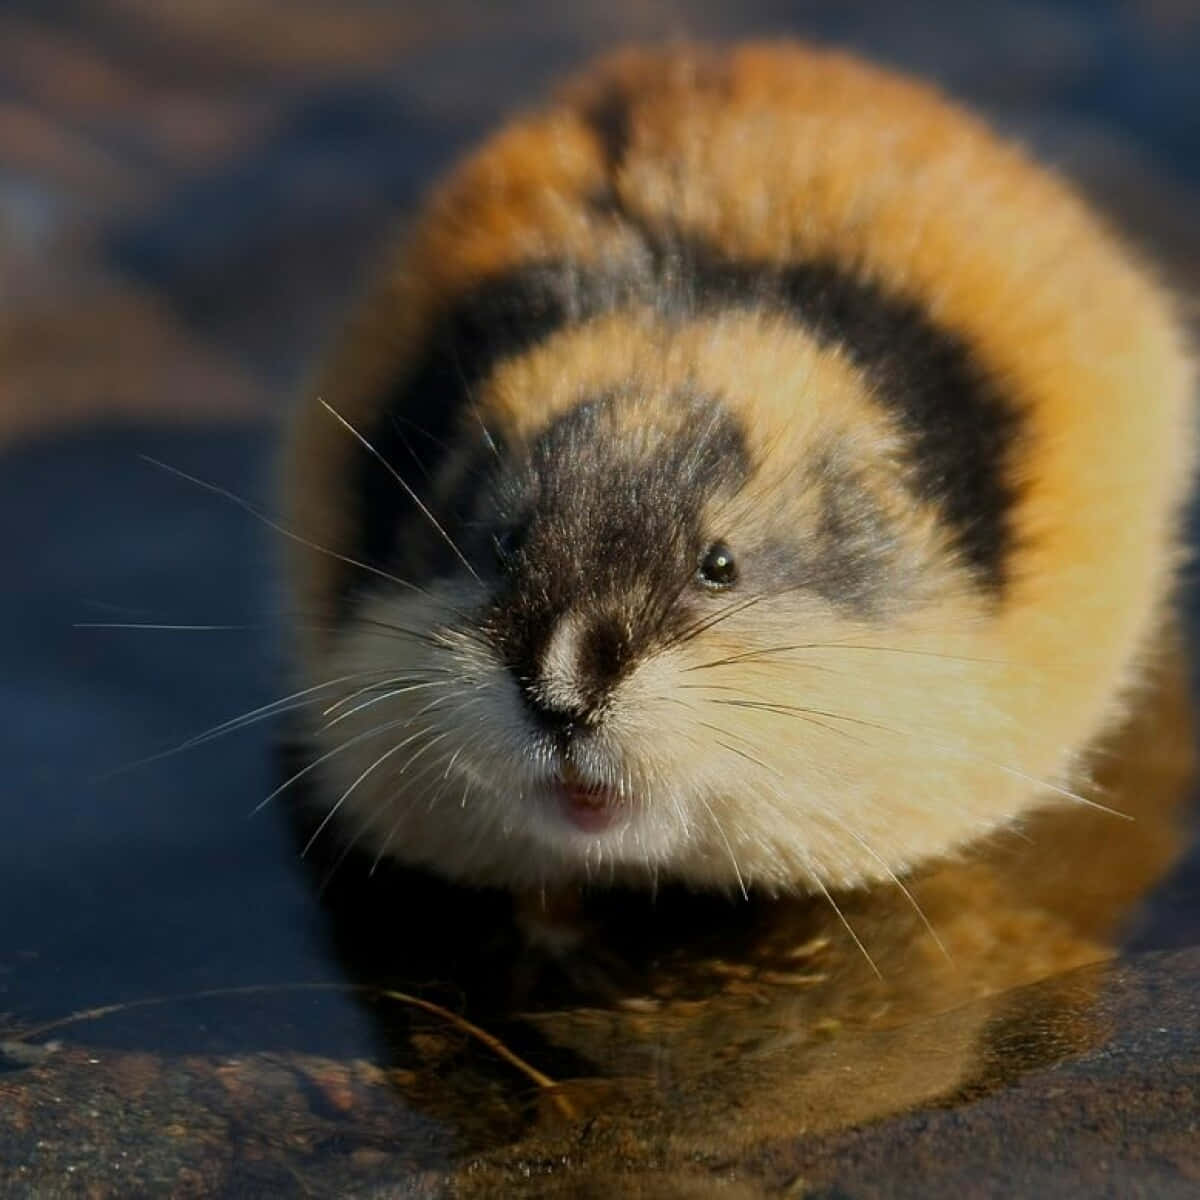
top-left (505, 613), bottom-right (633, 739)
top-left (576, 616), bottom-right (631, 695)
top-left (520, 690), bottom-right (589, 740)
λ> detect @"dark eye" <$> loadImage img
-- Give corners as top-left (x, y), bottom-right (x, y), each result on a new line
top-left (697, 541), bottom-right (738, 589)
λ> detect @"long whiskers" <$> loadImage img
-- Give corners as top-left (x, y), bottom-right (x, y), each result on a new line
top-left (661, 593), bottom-right (766, 652)
top-left (77, 615), bottom-right (479, 658)
top-left (822, 812), bottom-right (950, 961)
top-left (318, 398), bottom-right (481, 583)
top-left (77, 622), bottom-right (272, 632)
top-left (321, 679), bottom-right (457, 727)
top-left (698, 732), bottom-right (895, 976)
top-left (302, 726), bottom-right (455, 858)
top-left (138, 456), bottom-right (471, 619)
top-left (814, 875), bottom-right (882, 979)
top-left (687, 640), bottom-right (1024, 673)
top-left (95, 669), bottom-right (400, 780)
top-left (252, 713), bottom-right (420, 816)
top-left (694, 792), bottom-right (749, 900)
top-left (353, 614), bottom-right (489, 652)
top-left (707, 695), bottom-right (869, 746)
top-left (273, 680), bottom-right (481, 821)
top-left (315, 720), bottom-right (483, 892)
top-left (705, 696), bottom-right (1127, 821)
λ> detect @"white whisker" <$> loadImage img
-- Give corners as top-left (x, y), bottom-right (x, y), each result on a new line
top-left (96, 669), bottom-right (395, 780)
top-left (139, 455), bottom-right (464, 613)
top-left (696, 792), bottom-right (748, 900)
top-left (707, 697), bottom-right (1125, 820)
top-left (252, 714), bottom-right (415, 815)
top-left (318, 399), bottom-right (481, 583)
top-left (75, 622), bottom-right (267, 631)
top-left (814, 875), bottom-right (881, 979)
top-left (322, 680), bottom-right (454, 728)
top-left (302, 727), bottom-right (455, 857)
top-left (824, 814), bottom-right (950, 962)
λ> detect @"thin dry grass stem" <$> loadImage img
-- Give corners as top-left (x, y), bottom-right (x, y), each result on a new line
top-left (8, 982), bottom-right (577, 1120)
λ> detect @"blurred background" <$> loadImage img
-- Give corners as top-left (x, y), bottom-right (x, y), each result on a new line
top-left (1, 0), bottom-right (1198, 1033)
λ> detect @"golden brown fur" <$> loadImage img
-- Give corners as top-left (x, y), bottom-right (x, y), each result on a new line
top-left (280, 43), bottom-right (1194, 894)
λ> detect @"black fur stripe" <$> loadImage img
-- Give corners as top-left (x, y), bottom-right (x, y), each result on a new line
top-left (774, 258), bottom-right (1022, 589)
top-left (350, 239), bottom-right (1021, 603)
top-left (352, 264), bottom-right (576, 588)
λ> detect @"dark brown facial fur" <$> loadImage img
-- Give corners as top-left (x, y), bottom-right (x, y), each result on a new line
top-left (482, 389), bottom-right (750, 731)
top-left (343, 236), bottom-right (1021, 617)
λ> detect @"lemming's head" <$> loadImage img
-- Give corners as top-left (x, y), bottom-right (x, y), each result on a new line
top-left (306, 308), bottom-right (1028, 893)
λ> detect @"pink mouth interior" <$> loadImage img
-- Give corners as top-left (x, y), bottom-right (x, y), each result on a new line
top-left (557, 776), bottom-right (623, 832)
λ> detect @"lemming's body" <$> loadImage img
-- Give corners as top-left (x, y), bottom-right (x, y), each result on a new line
top-left (281, 43), bottom-right (1194, 894)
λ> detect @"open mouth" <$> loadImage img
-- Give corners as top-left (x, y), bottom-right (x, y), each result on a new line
top-left (556, 764), bottom-right (625, 833)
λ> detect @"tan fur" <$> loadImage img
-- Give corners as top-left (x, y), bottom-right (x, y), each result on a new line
top-left (280, 43), bottom-right (1194, 893)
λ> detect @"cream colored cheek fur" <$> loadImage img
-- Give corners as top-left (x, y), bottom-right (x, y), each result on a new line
top-left (299, 551), bottom-right (1094, 894)
top-left (306, 583), bottom-right (698, 888)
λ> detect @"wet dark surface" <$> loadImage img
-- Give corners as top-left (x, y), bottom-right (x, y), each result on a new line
top-left (2, 1), bottom-right (1200, 1196)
